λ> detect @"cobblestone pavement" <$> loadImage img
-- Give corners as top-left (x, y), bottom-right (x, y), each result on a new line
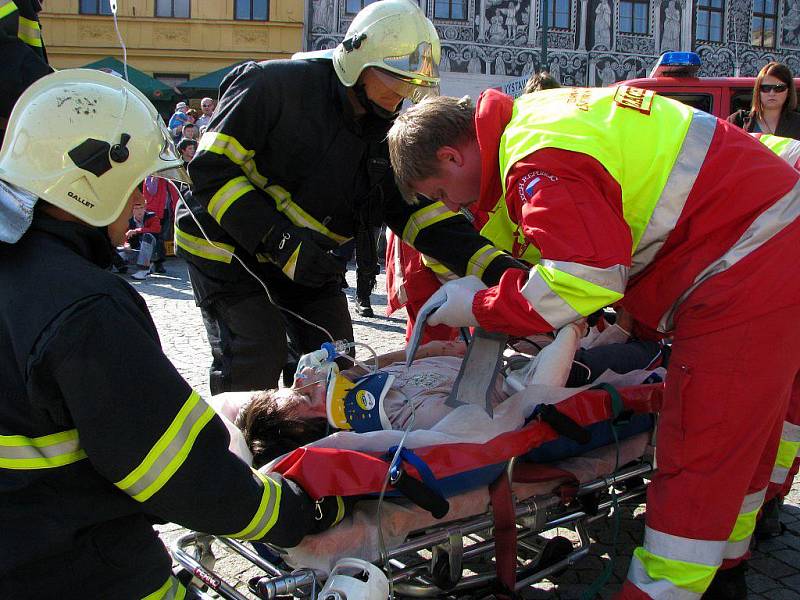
top-left (136, 259), bottom-right (800, 599)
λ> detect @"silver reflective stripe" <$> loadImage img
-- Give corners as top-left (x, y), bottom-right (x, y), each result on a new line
top-left (467, 245), bottom-right (503, 278)
top-left (780, 140), bottom-right (800, 167)
top-left (402, 202), bottom-right (453, 246)
top-left (660, 178), bottom-right (800, 331)
top-left (628, 554), bottom-right (704, 600)
top-left (631, 110), bottom-right (717, 277)
top-left (142, 575), bottom-right (185, 600)
top-left (231, 472), bottom-right (281, 540)
top-left (723, 537), bottom-right (751, 560)
top-left (547, 259), bottom-right (629, 293)
top-left (520, 267), bottom-right (582, 329)
top-left (643, 525), bottom-right (725, 567)
top-left (783, 420), bottom-right (800, 443)
top-left (771, 465), bottom-right (790, 484)
top-left (740, 488), bottom-right (766, 514)
top-left (117, 392), bottom-right (213, 501)
top-left (0, 0), bottom-right (18, 19)
top-left (0, 436), bottom-right (80, 461)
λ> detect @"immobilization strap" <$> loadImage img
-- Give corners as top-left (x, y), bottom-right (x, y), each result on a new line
top-left (445, 327), bottom-right (508, 416)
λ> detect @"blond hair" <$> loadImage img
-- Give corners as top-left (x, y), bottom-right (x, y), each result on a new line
top-left (387, 96), bottom-right (476, 203)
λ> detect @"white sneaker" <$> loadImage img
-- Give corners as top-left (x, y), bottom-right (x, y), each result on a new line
top-left (131, 269), bottom-right (150, 280)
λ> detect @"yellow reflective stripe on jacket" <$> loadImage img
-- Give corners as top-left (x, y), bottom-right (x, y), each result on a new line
top-left (402, 201), bottom-right (455, 247)
top-left (17, 15), bottom-right (41, 47)
top-left (198, 132), bottom-right (254, 167)
top-left (227, 469), bottom-right (282, 540)
top-left (142, 575), bottom-right (187, 600)
top-left (207, 176), bottom-right (254, 224)
top-left (629, 525), bottom-right (724, 597)
top-left (631, 110), bottom-right (717, 276)
top-left (175, 227), bottom-right (234, 263)
top-left (771, 420), bottom-right (800, 484)
top-left (724, 488), bottom-right (766, 559)
top-left (116, 391), bottom-right (215, 502)
top-left (420, 254), bottom-right (457, 279)
top-left (467, 244), bottom-right (505, 279)
top-left (757, 133), bottom-right (800, 169)
top-left (660, 178), bottom-right (800, 331)
top-left (0, 429), bottom-right (86, 470)
top-left (264, 184), bottom-right (350, 245)
top-left (0, 0), bottom-right (18, 20)
top-left (520, 260), bottom-right (625, 328)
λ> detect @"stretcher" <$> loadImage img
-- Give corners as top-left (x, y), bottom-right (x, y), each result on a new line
top-left (172, 326), bottom-right (664, 599)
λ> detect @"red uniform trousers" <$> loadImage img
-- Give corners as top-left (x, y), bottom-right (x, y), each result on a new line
top-left (617, 216), bottom-right (800, 599)
top-left (766, 376), bottom-right (800, 501)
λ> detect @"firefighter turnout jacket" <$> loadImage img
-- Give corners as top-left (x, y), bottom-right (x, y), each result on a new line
top-left (0, 0), bottom-right (52, 143)
top-left (175, 59), bottom-right (517, 303)
top-left (0, 216), bottom-right (321, 598)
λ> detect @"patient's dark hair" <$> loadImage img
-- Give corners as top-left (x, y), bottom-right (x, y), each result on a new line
top-left (236, 389), bottom-right (329, 468)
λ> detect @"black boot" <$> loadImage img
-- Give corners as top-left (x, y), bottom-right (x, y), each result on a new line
top-left (701, 563), bottom-right (748, 600)
top-left (355, 296), bottom-right (374, 318)
top-left (755, 496), bottom-right (786, 539)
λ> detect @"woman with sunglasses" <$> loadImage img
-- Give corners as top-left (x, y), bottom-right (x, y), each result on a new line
top-left (728, 61), bottom-right (800, 139)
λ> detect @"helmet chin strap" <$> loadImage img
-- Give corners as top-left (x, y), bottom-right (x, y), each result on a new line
top-left (354, 83), bottom-right (401, 121)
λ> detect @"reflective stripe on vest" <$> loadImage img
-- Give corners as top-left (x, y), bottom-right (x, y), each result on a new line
top-left (724, 488), bottom-right (766, 559)
top-left (207, 176), bottom-right (255, 224)
top-left (660, 178), bottom-right (800, 331)
top-left (115, 390), bottom-right (215, 502)
top-left (227, 469), bottom-right (282, 540)
top-left (0, 0), bottom-right (17, 19)
top-left (520, 260), bottom-right (628, 327)
top-left (756, 133), bottom-right (800, 170)
top-left (479, 197), bottom-right (541, 264)
top-left (0, 429), bottom-right (86, 470)
top-left (17, 15), bottom-right (41, 47)
top-left (142, 575), bottom-right (187, 600)
top-left (402, 201), bottom-right (454, 246)
top-left (628, 525), bottom-right (724, 597)
top-left (771, 420), bottom-right (800, 484)
top-left (198, 132), bottom-right (254, 167)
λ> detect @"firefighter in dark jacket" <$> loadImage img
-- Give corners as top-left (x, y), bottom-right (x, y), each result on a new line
top-left (0, 70), bottom-right (343, 599)
top-left (0, 0), bottom-right (52, 144)
top-left (176, 0), bottom-right (520, 393)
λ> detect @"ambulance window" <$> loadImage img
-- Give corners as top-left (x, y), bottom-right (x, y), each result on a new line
top-left (730, 89), bottom-right (752, 115)
top-left (657, 93), bottom-right (713, 114)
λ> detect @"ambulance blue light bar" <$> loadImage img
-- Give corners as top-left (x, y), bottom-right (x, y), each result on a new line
top-left (649, 51), bottom-right (702, 78)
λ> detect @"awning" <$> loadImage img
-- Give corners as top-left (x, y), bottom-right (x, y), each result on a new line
top-left (81, 57), bottom-right (179, 103)
top-left (177, 62), bottom-right (248, 97)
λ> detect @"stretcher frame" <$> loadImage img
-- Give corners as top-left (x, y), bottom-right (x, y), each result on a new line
top-left (172, 446), bottom-right (655, 599)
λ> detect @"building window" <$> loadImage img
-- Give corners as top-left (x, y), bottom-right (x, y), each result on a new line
top-left (696, 0), bottom-right (723, 42)
top-left (155, 0), bottom-right (190, 18)
top-left (80, 0), bottom-right (112, 15)
top-left (346, 0), bottom-right (379, 15)
top-left (434, 0), bottom-right (466, 20)
top-left (545, 0), bottom-right (571, 29)
top-left (236, 0), bottom-right (269, 20)
top-left (619, 0), bottom-right (649, 34)
top-left (751, 0), bottom-right (777, 48)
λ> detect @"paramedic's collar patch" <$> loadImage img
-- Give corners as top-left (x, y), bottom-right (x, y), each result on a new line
top-left (518, 171), bottom-right (558, 202)
top-left (614, 85), bottom-right (655, 115)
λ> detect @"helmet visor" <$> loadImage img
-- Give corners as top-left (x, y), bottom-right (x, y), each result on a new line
top-left (382, 41), bottom-right (440, 85)
top-left (153, 164), bottom-right (192, 185)
top-left (372, 68), bottom-right (440, 104)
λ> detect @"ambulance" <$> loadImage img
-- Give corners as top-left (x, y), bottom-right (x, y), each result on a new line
top-left (618, 51), bottom-right (800, 119)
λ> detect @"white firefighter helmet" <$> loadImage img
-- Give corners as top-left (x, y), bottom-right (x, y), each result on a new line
top-left (333, 0), bottom-right (441, 101)
top-left (0, 68), bottom-right (189, 227)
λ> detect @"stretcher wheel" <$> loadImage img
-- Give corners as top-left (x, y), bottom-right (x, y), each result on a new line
top-left (537, 536), bottom-right (573, 576)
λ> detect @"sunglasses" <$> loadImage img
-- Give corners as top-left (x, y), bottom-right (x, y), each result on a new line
top-left (760, 83), bottom-right (788, 93)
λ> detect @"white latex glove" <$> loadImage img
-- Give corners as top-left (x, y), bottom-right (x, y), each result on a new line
top-left (425, 275), bottom-right (487, 328)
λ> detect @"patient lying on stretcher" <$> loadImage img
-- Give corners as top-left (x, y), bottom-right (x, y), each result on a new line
top-left (214, 322), bottom-right (663, 468)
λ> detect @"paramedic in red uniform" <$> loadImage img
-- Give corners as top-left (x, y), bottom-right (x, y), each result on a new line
top-left (386, 88), bottom-right (800, 599)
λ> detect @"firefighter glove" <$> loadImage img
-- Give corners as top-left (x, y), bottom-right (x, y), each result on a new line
top-left (263, 223), bottom-right (346, 288)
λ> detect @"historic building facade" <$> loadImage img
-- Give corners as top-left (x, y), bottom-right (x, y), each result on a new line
top-left (305, 0), bottom-right (800, 92)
